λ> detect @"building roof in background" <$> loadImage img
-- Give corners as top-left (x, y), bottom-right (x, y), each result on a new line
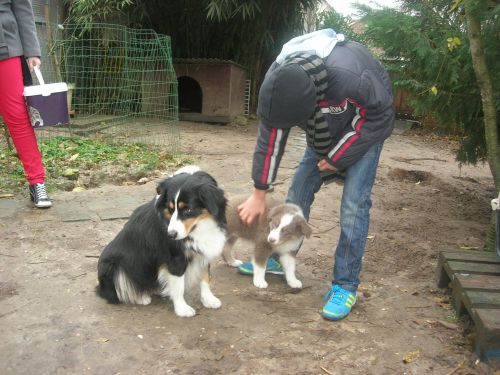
top-left (173, 58), bottom-right (247, 70)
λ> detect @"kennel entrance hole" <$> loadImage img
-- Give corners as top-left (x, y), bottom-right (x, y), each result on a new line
top-left (178, 76), bottom-right (202, 113)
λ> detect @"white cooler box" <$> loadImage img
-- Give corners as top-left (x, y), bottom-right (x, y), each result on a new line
top-left (24, 67), bottom-right (69, 128)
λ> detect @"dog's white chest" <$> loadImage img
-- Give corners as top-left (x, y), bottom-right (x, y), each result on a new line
top-left (273, 237), bottom-right (303, 254)
top-left (189, 219), bottom-right (226, 261)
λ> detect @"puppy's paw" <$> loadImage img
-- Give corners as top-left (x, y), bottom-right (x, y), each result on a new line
top-left (253, 278), bottom-right (268, 289)
top-left (174, 303), bottom-right (196, 317)
top-left (287, 278), bottom-right (302, 289)
top-left (229, 259), bottom-right (243, 268)
top-left (202, 295), bottom-right (222, 309)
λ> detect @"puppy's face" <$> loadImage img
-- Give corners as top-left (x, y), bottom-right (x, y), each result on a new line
top-left (267, 205), bottom-right (312, 245)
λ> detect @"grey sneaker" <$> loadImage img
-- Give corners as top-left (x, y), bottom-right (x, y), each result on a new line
top-left (29, 183), bottom-right (52, 208)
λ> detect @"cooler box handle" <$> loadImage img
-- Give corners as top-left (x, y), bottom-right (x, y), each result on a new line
top-left (33, 66), bottom-right (50, 96)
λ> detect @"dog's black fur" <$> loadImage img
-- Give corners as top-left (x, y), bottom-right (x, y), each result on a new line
top-left (96, 170), bottom-right (227, 315)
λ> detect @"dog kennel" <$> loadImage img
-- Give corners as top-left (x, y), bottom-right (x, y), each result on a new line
top-left (174, 59), bottom-right (248, 123)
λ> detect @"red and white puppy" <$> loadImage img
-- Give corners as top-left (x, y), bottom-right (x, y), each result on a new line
top-left (223, 194), bottom-right (312, 289)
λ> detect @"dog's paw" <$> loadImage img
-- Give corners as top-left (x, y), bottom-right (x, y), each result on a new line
top-left (201, 295), bottom-right (222, 309)
top-left (253, 278), bottom-right (268, 289)
top-left (138, 294), bottom-right (152, 305)
top-left (229, 259), bottom-right (243, 268)
top-left (174, 303), bottom-right (196, 317)
top-left (287, 278), bottom-right (302, 289)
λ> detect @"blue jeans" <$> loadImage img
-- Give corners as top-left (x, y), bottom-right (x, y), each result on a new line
top-left (286, 143), bottom-right (384, 293)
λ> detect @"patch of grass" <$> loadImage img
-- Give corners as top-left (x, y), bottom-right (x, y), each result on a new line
top-left (0, 148), bottom-right (26, 192)
top-left (0, 136), bottom-right (190, 194)
top-left (446, 311), bottom-right (458, 323)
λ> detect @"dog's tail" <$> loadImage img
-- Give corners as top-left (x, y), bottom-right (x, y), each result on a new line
top-left (96, 261), bottom-right (120, 304)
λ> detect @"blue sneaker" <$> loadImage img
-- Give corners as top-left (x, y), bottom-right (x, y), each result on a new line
top-left (322, 284), bottom-right (356, 320)
top-left (238, 258), bottom-right (284, 275)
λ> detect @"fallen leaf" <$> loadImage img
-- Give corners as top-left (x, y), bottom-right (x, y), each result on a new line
top-left (96, 337), bottom-right (109, 343)
top-left (431, 296), bottom-right (449, 305)
top-left (450, 0), bottom-right (462, 12)
top-left (68, 153), bottom-right (79, 162)
top-left (72, 186), bottom-right (85, 193)
top-left (403, 350), bottom-right (420, 364)
top-left (63, 168), bottom-right (80, 178)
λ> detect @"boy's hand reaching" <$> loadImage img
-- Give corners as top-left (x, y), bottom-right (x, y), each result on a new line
top-left (237, 189), bottom-right (266, 225)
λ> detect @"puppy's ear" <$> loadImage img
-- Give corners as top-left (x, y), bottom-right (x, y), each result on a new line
top-left (198, 184), bottom-right (227, 223)
top-left (298, 216), bottom-right (312, 238)
top-left (268, 205), bottom-right (278, 218)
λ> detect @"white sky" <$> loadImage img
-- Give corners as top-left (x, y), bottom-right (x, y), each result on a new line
top-left (326, 0), bottom-right (400, 17)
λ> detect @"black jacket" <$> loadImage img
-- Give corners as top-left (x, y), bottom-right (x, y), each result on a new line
top-left (252, 41), bottom-right (394, 190)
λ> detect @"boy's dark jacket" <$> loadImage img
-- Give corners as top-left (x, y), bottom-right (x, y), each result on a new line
top-left (252, 41), bottom-right (394, 190)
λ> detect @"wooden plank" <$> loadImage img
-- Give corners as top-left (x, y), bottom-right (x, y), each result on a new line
top-left (474, 308), bottom-right (500, 336)
top-left (440, 250), bottom-right (500, 264)
top-left (440, 260), bottom-right (500, 290)
top-left (464, 291), bottom-right (500, 310)
top-left (437, 250), bottom-right (500, 360)
top-left (451, 274), bottom-right (500, 316)
top-left (447, 261), bottom-right (500, 276)
top-left (438, 250), bottom-right (499, 289)
top-left (455, 274), bottom-right (500, 291)
top-left (472, 308), bottom-right (500, 360)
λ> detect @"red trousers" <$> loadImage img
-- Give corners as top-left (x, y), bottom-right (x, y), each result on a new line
top-left (0, 57), bottom-right (45, 185)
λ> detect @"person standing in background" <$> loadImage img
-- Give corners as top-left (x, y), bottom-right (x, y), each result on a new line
top-left (0, 0), bottom-right (51, 208)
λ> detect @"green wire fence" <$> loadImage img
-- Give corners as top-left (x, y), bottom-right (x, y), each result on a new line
top-left (34, 22), bottom-right (179, 151)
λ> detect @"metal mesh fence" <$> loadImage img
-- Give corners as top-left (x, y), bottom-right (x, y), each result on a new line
top-left (34, 22), bottom-right (179, 151)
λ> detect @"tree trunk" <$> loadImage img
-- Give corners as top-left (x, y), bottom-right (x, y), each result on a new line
top-left (464, 0), bottom-right (500, 251)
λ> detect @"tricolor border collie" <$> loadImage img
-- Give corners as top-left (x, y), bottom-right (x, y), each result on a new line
top-left (96, 166), bottom-right (227, 317)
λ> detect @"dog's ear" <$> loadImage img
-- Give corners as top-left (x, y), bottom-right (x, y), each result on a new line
top-left (155, 180), bottom-right (168, 211)
top-left (297, 216), bottom-right (312, 238)
top-left (198, 184), bottom-right (227, 223)
top-left (194, 171), bottom-right (219, 187)
top-left (268, 205), bottom-right (278, 219)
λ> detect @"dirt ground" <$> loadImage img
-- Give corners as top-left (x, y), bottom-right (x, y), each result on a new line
top-left (1, 119), bottom-right (499, 375)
